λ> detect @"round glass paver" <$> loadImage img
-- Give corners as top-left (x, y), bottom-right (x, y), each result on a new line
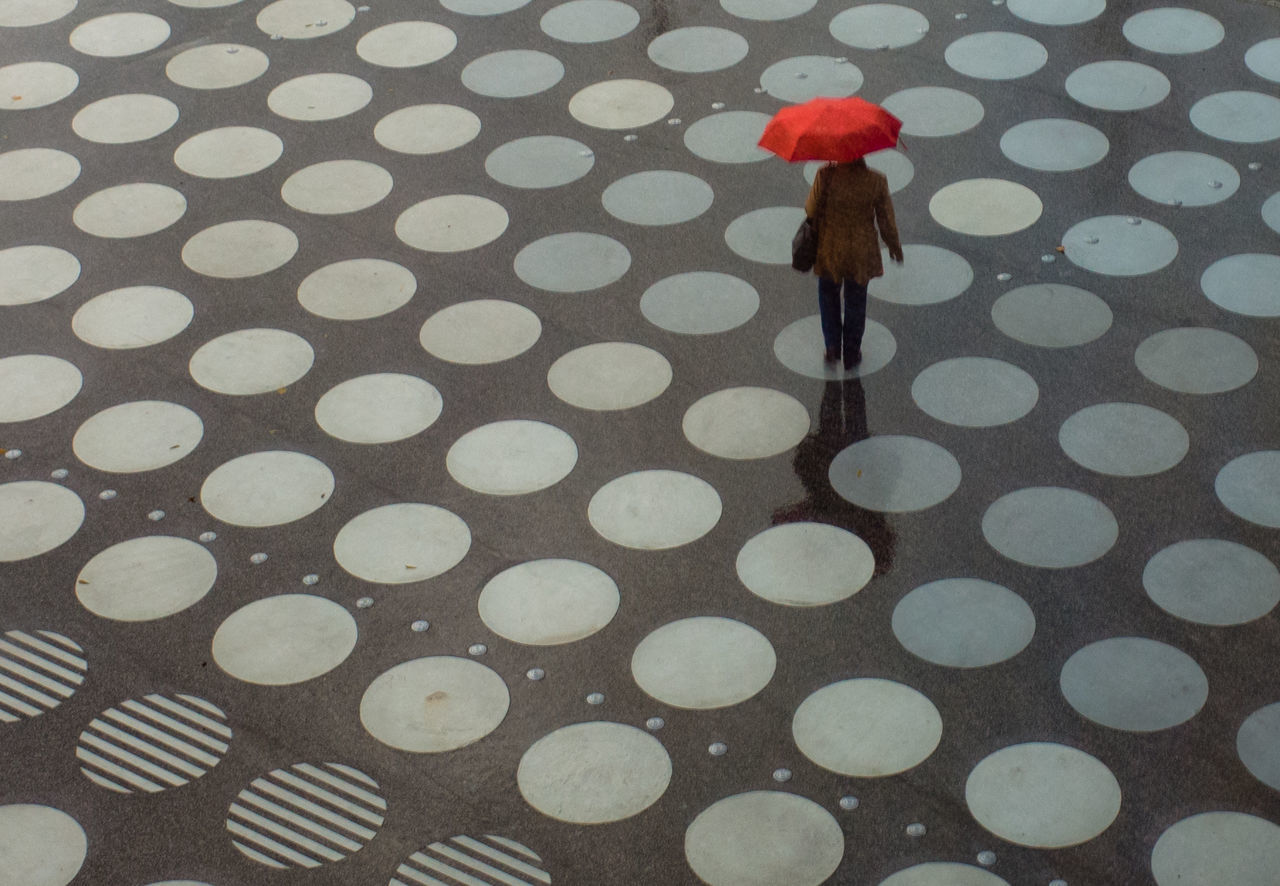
top-left (588, 470), bottom-right (722, 550)
top-left (682, 387), bottom-right (809, 459)
top-left (912, 358), bottom-right (1038, 427)
top-left (603, 170), bottom-right (712, 225)
top-left (355, 21), bottom-right (456, 67)
top-left (736, 522), bottom-right (875, 607)
top-left (1190, 91), bottom-right (1280, 143)
top-left (966, 743), bottom-right (1120, 848)
top-left (929, 179), bottom-right (1042, 236)
top-left (267, 73), bottom-right (371, 121)
top-left (685, 792), bottom-right (843, 886)
top-left (1239, 704), bottom-right (1280, 791)
top-left (478, 558), bottom-right (619, 645)
top-left (569, 79), bottom-right (673, 130)
top-left (722, 0), bottom-right (816, 20)
top-left (893, 578), bottom-right (1035, 668)
top-left (514, 232), bottom-right (630, 292)
top-left (829, 435), bottom-right (961, 513)
top-left (1129, 151), bottom-right (1239, 206)
top-left (774, 316), bottom-right (897, 380)
top-left (983, 487), bottom-right (1117, 568)
top-left (945, 32), bottom-right (1047, 80)
top-left (793, 678), bottom-right (942, 776)
top-left (759, 56), bottom-right (863, 103)
top-left (1263, 192), bottom-right (1280, 235)
top-left (683, 111), bottom-right (772, 163)
top-left (1058, 402), bottom-right (1189, 476)
top-left (540, 0), bottom-right (639, 42)
top-left (0, 62), bottom-right (79, 110)
top-left (725, 207), bottom-right (805, 265)
top-left (1062, 215), bottom-right (1177, 276)
top-left (648, 26), bottom-right (748, 74)
top-left (1060, 637), bottom-right (1207, 732)
top-left (1135, 327), bottom-right (1257, 394)
top-left (174, 126), bottom-right (283, 178)
top-left (1066, 61), bottom-right (1170, 111)
top-left (1143, 538), bottom-right (1280, 626)
top-left (485, 135), bottom-right (594, 189)
top-left (548, 342), bottom-right (671, 410)
top-left (829, 4), bottom-right (928, 50)
top-left (446, 420), bottom-right (577, 496)
top-left (1245, 38), bottom-right (1280, 83)
top-left (881, 87), bottom-right (983, 137)
top-left (1008, 0), bottom-right (1104, 26)
top-left (1123, 7), bottom-right (1224, 54)
top-left (640, 271), bottom-right (759, 334)
top-left (374, 104), bottom-right (480, 155)
top-left (880, 864), bottom-right (1010, 886)
top-left (461, 50), bottom-right (563, 98)
top-left (869, 244), bottom-right (973, 305)
top-left (1152, 812), bottom-right (1280, 886)
top-left (1216, 451), bottom-right (1280, 528)
top-left (1201, 253), bottom-right (1280, 317)
top-left (992, 283), bottom-right (1112, 348)
top-left (72, 94), bottom-right (179, 144)
top-left (1000, 118), bottom-right (1109, 171)
top-left (0, 148), bottom-right (80, 200)
top-left (631, 616), bottom-right (775, 709)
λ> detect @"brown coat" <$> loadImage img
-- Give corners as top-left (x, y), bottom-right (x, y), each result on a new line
top-left (805, 162), bottom-right (901, 285)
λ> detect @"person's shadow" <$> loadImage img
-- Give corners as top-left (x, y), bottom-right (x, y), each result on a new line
top-left (771, 378), bottom-right (896, 575)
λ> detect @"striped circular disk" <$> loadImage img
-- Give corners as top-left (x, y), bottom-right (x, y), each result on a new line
top-left (390, 834), bottom-right (551, 885)
top-left (76, 693), bottom-right (231, 794)
top-left (228, 762), bottom-right (386, 869)
top-left (0, 629), bottom-right (87, 723)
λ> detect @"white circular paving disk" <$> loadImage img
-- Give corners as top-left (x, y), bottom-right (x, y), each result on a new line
top-left (486, 136), bottom-right (594, 189)
top-left (892, 579), bottom-right (1035, 668)
top-left (0, 246), bottom-right (79, 306)
top-left (0, 62), bottom-right (78, 110)
top-left (1246, 38), bottom-right (1280, 83)
top-left (724, 207), bottom-right (806, 265)
top-left (1201, 254), bottom-right (1280, 317)
top-left (446, 421), bottom-right (577, 496)
top-left (200, 451), bottom-right (334, 527)
top-left (374, 104), bottom-right (480, 154)
top-left (1152, 812), bottom-right (1280, 886)
top-left (1060, 637), bottom-right (1207, 732)
top-left (793, 678), bottom-right (942, 776)
top-left (761, 54), bottom-right (861, 102)
top-left (983, 487), bottom-right (1117, 568)
top-left (684, 792), bottom-right (843, 886)
top-left (356, 21), bottom-right (456, 67)
top-left (1239, 704), bottom-right (1280, 791)
top-left (1059, 402), bottom-right (1188, 476)
top-left (298, 258), bottom-right (416, 320)
top-left (869, 244), bottom-right (973, 305)
top-left (267, 73), bottom-right (371, 121)
top-left (992, 284), bottom-right (1112, 348)
top-left (174, 127), bottom-right (282, 178)
top-left (912, 358), bottom-right (1038, 427)
top-left (0, 482), bottom-right (84, 562)
top-left (569, 79), bottom-right (674, 129)
top-left (1008, 0), bottom-right (1104, 26)
top-left (213, 594), bottom-right (357, 685)
top-left (76, 536), bottom-right (216, 622)
top-left (514, 233), bottom-right (630, 292)
top-left (829, 4), bottom-right (928, 49)
top-left (829, 436), bottom-right (961, 512)
top-left (518, 722), bottom-right (670, 824)
top-left (188, 328), bottom-right (314, 396)
top-left (648, 26), bottom-right (748, 73)
top-left (315, 374), bottom-right (441, 444)
top-left (0, 355), bottom-right (82, 421)
top-left (72, 94), bottom-right (179, 144)
top-left (0, 0), bottom-right (77, 27)
top-left (879, 863), bottom-right (1010, 886)
top-left (1143, 538), bottom-right (1280, 626)
top-left (0, 804), bottom-right (87, 886)
top-left (1062, 216), bottom-right (1178, 276)
top-left (945, 32), bottom-right (1047, 79)
top-left (722, 0), bottom-right (815, 20)
top-left (73, 401), bottom-right (203, 473)
top-left (603, 170), bottom-right (713, 225)
top-left (396, 195), bottom-right (508, 252)
top-left (165, 44), bottom-right (268, 90)
top-left (419, 299), bottom-right (540, 364)
top-left (683, 111), bottom-right (772, 164)
top-left (640, 271), bottom-right (758, 334)
top-left (683, 387), bottom-right (809, 459)
top-left (541, 0), bottom-right (638, 42)
top-left (478, 559), bottom-right (619, 645)
top-left (73, 183), bottom-right (186, 238)
top-left (774, 316), bottom-right (896, 380)
top-left (881, 87), bottom-right (983, 136)
top-left (73, 287), bottom-right (192, 349)
top-left (1190, 91), bottom-right (1280, 143)
top-left (1000, 118), bottom-right (1109, 172)
top-left (70, 13), bottom-right (170, 57)
top-left (1129, 151), bottom-right (1238, 206)
top-left (333, 503), bottom-right (470, 584)
top-left (736, 522), bottom-right (875, 606)
top-left (547, 342), bottom-right (671, 410)
top-left (1066, 61), bottom-right (1170, 111)
top-left (588, 470), bottom-right (721, 549)
top-left (182, 220), bottom-right (297, 278)
top-left (361, 657), bottom-right (509, 752)
top-left (966, 742), bottom-right (1121, 848)
top-left (281, 160), bottom-right (392, 214)
top-left (256, 0), bottom-right (354, 39)
top-left (1216, 451), bottom-right (1280, 528)
top-left (462, 50), bottom-right (563, 98)
top-left (631, 617), bottom-right (775, 709)
top-left (0, 149), bottom-right (80, 201)
top-left (929, 179), bottom-right (1042, 236)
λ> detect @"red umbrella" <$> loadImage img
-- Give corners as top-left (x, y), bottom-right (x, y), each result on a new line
top-left (758, 96), bottom-right (903, 163)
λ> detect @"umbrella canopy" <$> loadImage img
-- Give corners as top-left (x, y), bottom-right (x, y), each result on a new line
top-left (758, 96), bottom-right (903, 163)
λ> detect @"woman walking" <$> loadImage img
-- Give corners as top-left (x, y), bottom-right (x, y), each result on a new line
top-left (804, 158), bottom-right (903, 370)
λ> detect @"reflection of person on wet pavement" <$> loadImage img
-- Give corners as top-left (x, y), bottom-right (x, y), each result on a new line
top-left (772, 377), bottom-right (895, 575)
top-left (805, 158), bottom-right (904, 371)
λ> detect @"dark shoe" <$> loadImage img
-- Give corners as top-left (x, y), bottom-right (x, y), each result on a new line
top-left (823, 348), bottom-right (840, 363)
top-left (843, 350), bottom-right (862, 370)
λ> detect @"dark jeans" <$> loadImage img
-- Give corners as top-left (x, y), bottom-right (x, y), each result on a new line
top-left (818, 275), bottom-right (868, 358)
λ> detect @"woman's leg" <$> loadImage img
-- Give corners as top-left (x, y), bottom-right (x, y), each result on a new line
top-left (842, 278), bottom-right (868, 367)
top-left (818, 276), bottom-right (842, 360)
